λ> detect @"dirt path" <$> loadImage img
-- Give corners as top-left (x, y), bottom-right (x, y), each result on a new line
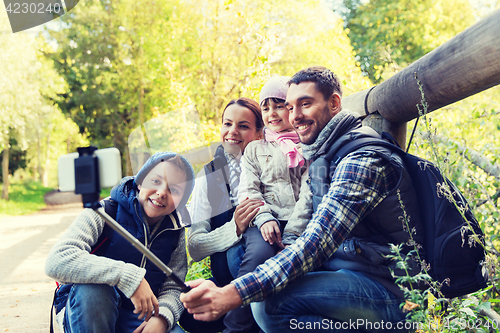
top-left (0, 194), bottom-right (83, 333)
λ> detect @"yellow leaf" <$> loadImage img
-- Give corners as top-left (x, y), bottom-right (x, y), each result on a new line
top-left (428, 293), bottom-right (436, 310)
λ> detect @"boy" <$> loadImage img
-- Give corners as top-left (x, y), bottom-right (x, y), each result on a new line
top-left (46, 152), bottom-right (194, 333)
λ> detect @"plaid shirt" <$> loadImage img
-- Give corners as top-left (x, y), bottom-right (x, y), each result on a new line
top-left (232, 150), bottom-right (401, 305)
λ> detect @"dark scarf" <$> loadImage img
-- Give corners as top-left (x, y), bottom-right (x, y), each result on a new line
top-left (302, 109), bottom-right (362, 160)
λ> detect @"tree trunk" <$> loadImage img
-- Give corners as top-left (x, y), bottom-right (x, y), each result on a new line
top-left (124, 144), bottom-right (133, 177)
top-left (137, 87), bottom-right (147, 171)
top-left (113, 130), bottom-right (131, 177)
top-left (42, 131), bottom-right (51, 187)
top-left (343, 9), bottom-right (500, 146)
top-left (2, 148), bottom-right (9, 200)
top-left (37, 130), bottom-right (43, 183)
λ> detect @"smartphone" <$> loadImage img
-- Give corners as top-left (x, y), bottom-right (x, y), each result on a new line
top-left (58, 147), bottom-right (122, 192)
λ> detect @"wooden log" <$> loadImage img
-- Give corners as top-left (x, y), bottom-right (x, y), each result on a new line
top-left (343, 9), bottom-right (500, 144)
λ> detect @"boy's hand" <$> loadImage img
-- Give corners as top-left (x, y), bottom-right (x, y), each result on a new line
top-left (131, 278), bottom-right (159, 322)
top-left (234, 198), bottom-right (263, 236)
top-left (132, 316), bottom-right (169, 333)
top-left (260, 220), bottom-right (284, 248)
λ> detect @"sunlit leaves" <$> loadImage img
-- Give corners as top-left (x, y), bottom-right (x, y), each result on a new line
top-left (341, 0), bottom-right (475, 83)
top-left (46, 0), bottom-right (369, 170)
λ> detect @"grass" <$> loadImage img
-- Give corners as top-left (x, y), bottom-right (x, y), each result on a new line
top-left (0, 181), bottom-right (53, 217)
top-left (100, 187), bottom-right (112, 199)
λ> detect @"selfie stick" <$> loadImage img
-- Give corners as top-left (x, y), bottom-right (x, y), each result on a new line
top-left (94, 207), bottom-right (191, 293)
top-left (75, 146), bottom-right (191, 293)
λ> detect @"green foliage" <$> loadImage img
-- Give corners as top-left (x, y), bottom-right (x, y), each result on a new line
top-left (186, 256), bottom-right (213, 282)
top-left (45, 0), bottom-right (161, 173)
top-left (408, 85), bottom-right (500, 257)
top-left (389, 77), bottom-right (500, 332)
top-left (0, 181), bottom-right (53, 217)
top-left (0, 137), bottom-right (27, 183)
top-left (389, 243), bottom-right (496, 332)
top-left (340, 0), bottom-right (475, 82)
top-left (46, 0), bottom-right (369, 176)
top-left (0, 12), bottom-right (86, 195)
top-left (389, 184), bottom-right (495, 332)
top-left (100, 187), bottom-right (112, 199)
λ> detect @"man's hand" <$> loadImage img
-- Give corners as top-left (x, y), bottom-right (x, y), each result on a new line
top-left (234, 198), bottom-right (263, 236)
top-left (260, 220), bottom-right (284, 248)
top-left (180, 279), bottom-right (243, 321)
top-left (130, 278), bottom-right (159, 322)
top-left (132, 316), bottom-right (169, 333)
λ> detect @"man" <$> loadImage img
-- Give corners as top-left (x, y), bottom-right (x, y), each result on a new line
top-left (181, 66), bottom-right (421, 332)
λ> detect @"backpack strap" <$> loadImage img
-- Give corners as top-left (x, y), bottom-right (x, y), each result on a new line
top-left (91, 197), bottom-right (117, 255)
top-left (331, 134), bottom-right (404, 168)
top-left (103, 197), bottom-right (118, 219)
top-left (50, 287), bottom-right (56, 333)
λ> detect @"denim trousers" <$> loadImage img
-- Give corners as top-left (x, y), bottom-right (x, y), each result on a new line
top-left (250, 270), bottom-right (410, 333)
top-left (63, 284), bottom-right (185, 333)
top-left (226, 239), bottom-right (245, 279)
top-left (224, 227), bottom-right (275, 333)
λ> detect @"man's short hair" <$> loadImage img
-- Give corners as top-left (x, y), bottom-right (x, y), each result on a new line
top-left (288, 66), bottom-right (343, 101)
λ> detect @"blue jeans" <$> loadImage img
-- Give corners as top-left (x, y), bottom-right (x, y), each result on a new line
top-left (251, 270), bottom-right (410, 333)
top-left (224, 227), bottom-right (274, 332)
top-left (227, 240), bottom-right (245, 279)
top-left (63, 284), bottom-right (185, 333)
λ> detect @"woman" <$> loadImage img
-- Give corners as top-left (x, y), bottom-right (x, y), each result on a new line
top-left (180, 98), bottom-right (264, 333)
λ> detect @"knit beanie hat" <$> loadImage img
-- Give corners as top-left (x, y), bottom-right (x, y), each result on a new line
top-left (259, 76), bottom-right (290, 105)
top-left (134, 151), bottom-right (195, 210)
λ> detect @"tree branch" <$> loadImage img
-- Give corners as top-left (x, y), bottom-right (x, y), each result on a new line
top-left (434, 134), bottom-right (500, 180)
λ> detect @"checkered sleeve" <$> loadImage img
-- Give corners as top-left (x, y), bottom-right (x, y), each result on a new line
top-left (232, 150), bottom-right (401, 305)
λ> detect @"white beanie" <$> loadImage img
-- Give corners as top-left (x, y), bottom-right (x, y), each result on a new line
top-left (259, 76), bottom-right (290, 105)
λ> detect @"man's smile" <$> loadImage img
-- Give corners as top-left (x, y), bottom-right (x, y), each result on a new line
top-left (295, 122), bottom-right (312, 133)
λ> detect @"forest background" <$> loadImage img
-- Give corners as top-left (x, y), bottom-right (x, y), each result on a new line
top-left (1, 0), bottom-right (500, 330)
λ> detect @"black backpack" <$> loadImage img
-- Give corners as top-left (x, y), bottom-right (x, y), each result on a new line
top-left (332, 133), bottom-right (488, 298)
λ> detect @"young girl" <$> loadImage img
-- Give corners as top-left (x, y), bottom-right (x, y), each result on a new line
top-left (182, 97), bottom-right (264, 333)
top-left (46, 152), bottom-right (194, 333)
top-left (223, 76), bottom-right (313, 332)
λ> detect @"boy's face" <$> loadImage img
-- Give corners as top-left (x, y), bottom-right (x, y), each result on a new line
top-left (137, 161), bottom-right (187, 225)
